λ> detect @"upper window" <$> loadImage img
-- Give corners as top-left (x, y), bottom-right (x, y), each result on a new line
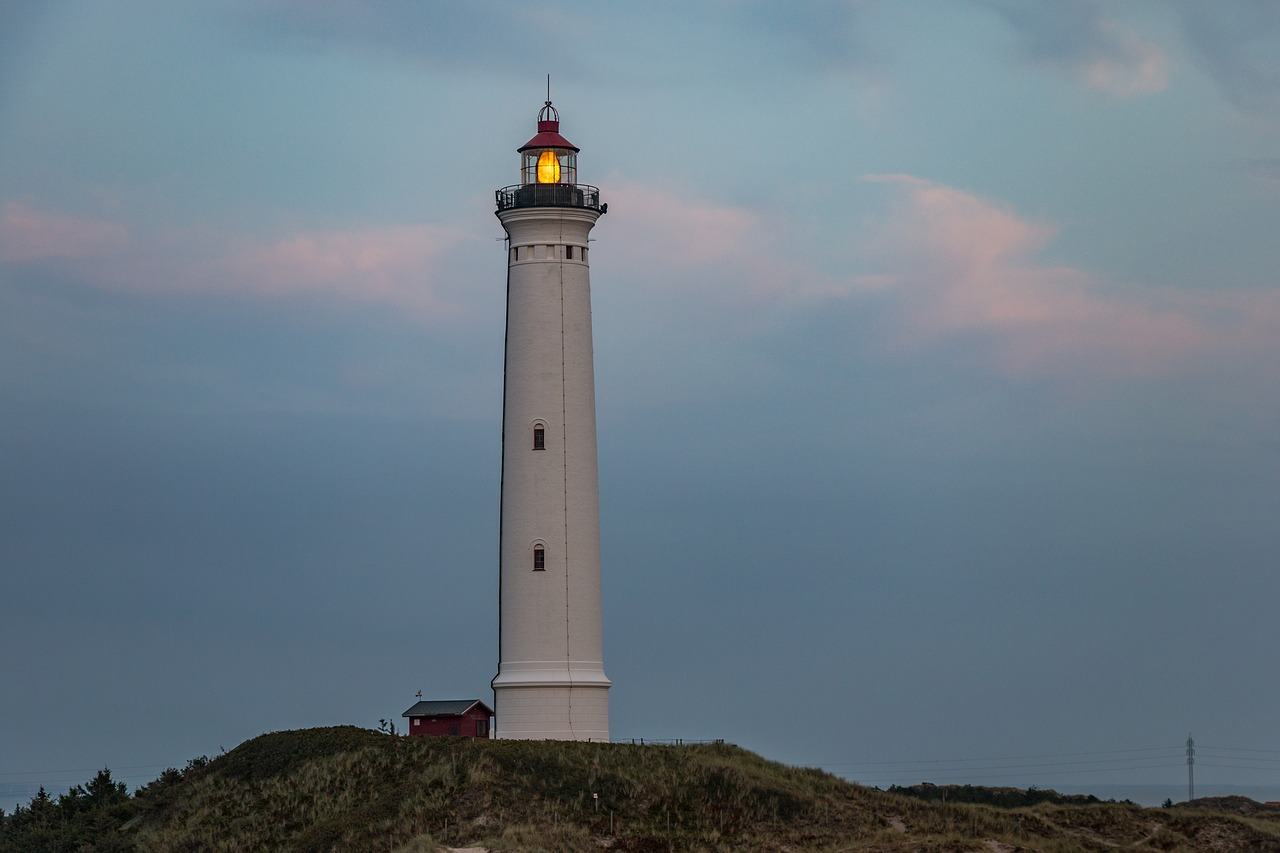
top-left (533, 546), bottom-right (546, 571)
top-left (533, 426), bottom-right (545, 450)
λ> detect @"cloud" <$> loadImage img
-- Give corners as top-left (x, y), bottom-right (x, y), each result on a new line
top-left (1172, 0), bottom-right (1280, 116)
top-left (605, 181), bottom-right (761, 265)
top-left (229, 0), bottom-right (572, 74)
top-left (0, 198), bottom-right (476, 322)
top-left (215, 224), bottom-right (466, 310)
top-left (603, 179), bottom-right (875, 307)
top-left (974, 0), bottom-right (1170, 96)
top-left (1076, 19), bottom-right (1170, 97)
top-left (11, 184), bottom-right (1276, 389)
top-left (860, 174), bottom-right (1227, 377)
top-left (601, 176), bottom-right (1221, 385)
top-left (0, 201), bottom-right (130, 262)
top-left (728, 0), bottom-right (874, 74)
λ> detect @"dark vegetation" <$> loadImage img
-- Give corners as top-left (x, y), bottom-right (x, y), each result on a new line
top-left (887, 782), bottom-right (1120, 809)
top-left (1, 766), bottom-right (142, 852)
top-left (4, 726), bottom-right (1279, 852)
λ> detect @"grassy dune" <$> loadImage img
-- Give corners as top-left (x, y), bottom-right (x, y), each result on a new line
top-left (43, 727), bottom-right (1280, 851)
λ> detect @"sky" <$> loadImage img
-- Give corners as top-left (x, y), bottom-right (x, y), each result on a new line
top-left (2, 0), bottom-right (1279, 808)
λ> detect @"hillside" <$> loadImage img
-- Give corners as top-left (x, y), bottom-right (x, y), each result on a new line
top-left (5, 727), bottom-right (1280, 852)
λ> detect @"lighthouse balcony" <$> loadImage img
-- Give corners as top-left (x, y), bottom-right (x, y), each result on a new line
top-left (496, 183), bottom-right (604, 213)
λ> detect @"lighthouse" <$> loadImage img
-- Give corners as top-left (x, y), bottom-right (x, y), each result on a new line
top-left (491, 97), bottom-right (610, 741)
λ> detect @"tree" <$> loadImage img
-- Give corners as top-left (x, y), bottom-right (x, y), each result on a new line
top-left (84, 768), bottom-right (128, 808)
top-left (0, 770), bottom-right (140, 853)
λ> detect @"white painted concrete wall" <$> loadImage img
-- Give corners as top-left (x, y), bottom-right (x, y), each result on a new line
top-left (492, 205), bottom-right (610, 742)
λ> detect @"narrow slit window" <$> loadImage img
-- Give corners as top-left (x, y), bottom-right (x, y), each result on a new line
top-left (533, 546), bottom-right (545, 571)
top-left (533, 426), bottom-right (545, 449)
top-left (566, 245), bottom-right (574, 259)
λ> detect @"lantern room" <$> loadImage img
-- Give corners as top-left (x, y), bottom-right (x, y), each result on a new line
top-left (519, 101), bottom-right (578, 185)
top-left (496, 98), bottom-right (604, 214)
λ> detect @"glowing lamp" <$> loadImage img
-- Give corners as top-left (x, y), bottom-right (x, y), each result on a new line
top-left (536, 149), bottom-right (561, 183)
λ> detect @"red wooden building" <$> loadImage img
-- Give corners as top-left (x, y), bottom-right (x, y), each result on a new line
top-left (402, 699), bottom-right (493, 738)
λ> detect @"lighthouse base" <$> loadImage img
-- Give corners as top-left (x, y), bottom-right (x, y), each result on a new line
top-left (493, 668), bottom-right (610, 741)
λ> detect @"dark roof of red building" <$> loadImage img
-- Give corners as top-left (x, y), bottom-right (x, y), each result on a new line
top-left (402, 699), bottom-right (493, 718)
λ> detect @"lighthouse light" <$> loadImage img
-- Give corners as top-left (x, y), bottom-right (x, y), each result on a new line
top-left (536, 150), bottom-right (561, 183)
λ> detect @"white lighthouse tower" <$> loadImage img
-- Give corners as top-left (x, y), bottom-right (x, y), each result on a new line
top-left (491, 97), bottom-right (610, 741)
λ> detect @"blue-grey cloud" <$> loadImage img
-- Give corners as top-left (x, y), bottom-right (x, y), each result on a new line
top-left (223, 0), bottom-right (683, 85)
top-left (226, 0), bottom-right (530, 69)
top-left (971, 0), bottom-right (1169, 95)
top-left (1173, 0), bottom-right (1280, 116)
top-left (725, 0), bottom-right (876, 74)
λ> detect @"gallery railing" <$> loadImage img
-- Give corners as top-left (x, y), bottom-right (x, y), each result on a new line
top-left (496, 183), bottom-right (604, 212)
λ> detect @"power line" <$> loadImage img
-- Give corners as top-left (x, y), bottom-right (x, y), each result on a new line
top-left (844, 758), bottom-right (1182, 778)
top-left (1, 763), bottom-right (189, 809)
top-left (830, 758), bottom-right (1280, 780)
top-left (818, 756), bottom-right (1186, 776)
top-left (1199, 745), bottom-right (1280, 754)
top-left (806, 737), bottom-right (1280, 788)
top-left (804, 745), bottom-right (1183, 768)
top-left (1193, 753), bottom-right (1280, 765)
top-left (0, 763), bottom-right (179, 779)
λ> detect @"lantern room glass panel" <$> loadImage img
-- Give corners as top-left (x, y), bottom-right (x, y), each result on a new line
top-left (521, 148), bottom-right (577, 185)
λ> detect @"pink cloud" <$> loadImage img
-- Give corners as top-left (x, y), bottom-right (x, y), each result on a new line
top-left (0, 198), bottom-right (475, 322)
top-left (605, 180), bottom-right (760, 264)
top-left (215, 224), bottom-right (464, 305)
top-left (602, 179), bottom-right (874, 307)
top-left (603, 175), bottom-right (1279, 383)
top-left (863, 174), bottom-right (1056, 274)
top-left (0, 200), bottom-right (130, 262)
top-left (1079, 19), bottom-right (1170, 96)
top-left (861, 174), bottom-right (1212, 377)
